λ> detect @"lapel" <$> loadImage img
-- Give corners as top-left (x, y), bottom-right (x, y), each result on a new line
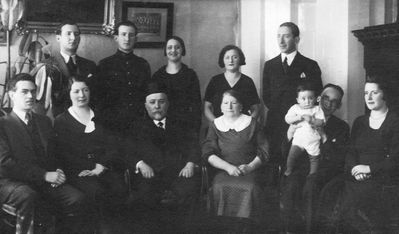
top-left (54, 52), bottom-right (71, 78)
top-left (8, 111), bottom-right (34, 151)
top-left (32, 113), bottom-right (48, 154)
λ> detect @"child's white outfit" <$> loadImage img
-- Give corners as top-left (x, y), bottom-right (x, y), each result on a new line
top-left (285, 104), bottom-right (325, 156)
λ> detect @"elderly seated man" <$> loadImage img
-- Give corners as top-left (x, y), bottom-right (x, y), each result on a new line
top-left (125, 81), bottom-right (201, 232)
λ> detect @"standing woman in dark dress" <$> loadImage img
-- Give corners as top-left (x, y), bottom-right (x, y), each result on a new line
top-left (341, 75), bottom-right (399, 233)
top-left (204, 45), bottom-right (260, 123)
top-left (152, 36), bottom-right (202, 131)
top-left (54, 76), bottom-right (127, 216)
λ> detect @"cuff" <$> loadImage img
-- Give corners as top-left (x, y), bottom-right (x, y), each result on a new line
top-left (135, 160), bottom-right (144, 174)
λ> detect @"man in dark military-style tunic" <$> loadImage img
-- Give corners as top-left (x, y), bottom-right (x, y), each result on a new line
top-left (93, 21), bottom-right (151, 137)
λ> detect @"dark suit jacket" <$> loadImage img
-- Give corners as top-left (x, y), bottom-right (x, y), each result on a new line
top-left (263, 52), bottom-right (322, 158)
top-left (0, 111), bottom-right (58, 186)
top-left (39, 52), bottom-right (96, 116)
top-left (126, 116), bottom-right (200, 173)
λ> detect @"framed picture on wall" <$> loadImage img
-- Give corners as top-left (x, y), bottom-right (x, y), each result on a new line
top-left (0, 28), bottom-right (7, 46)
top-left (121, 2), bottom-right (174, 48)
top-left (24, 0), bottom-right (115, 34)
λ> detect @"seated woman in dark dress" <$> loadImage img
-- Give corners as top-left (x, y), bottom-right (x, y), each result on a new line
top-left (54, 76), bottom-right (127, 215)
top-left (204, 45), bottom-right (260, 123)
top-left (202, 90), bottom-right (269, 225)
top-left (341, 75), bottom-right (399, 233)
top-left (152, 36), bottom-right (202, 132)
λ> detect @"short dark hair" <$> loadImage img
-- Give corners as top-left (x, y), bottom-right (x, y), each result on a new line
top-left (365, 75), bottom-right (391, 102)
top-left (322, 83), bottom-right (344, 99)
top-left (163, 36), bottom-right (186, 56)
top-left (279, 22), bottom-right (300, 38)
top-left (56, 20), bottom-right (80, 35)
top-left (296, 81), bottom-right (318, 97)
top-left (222, 89), bottom-right (244, 106)
top-left (113, 21), bottom-right (138, 36)
top-left (218, 45), bottom-right (246, 68)
top-left (67, 75), bottom-right (92, 92)
top-left (8, 73), bottom-right (36, 91)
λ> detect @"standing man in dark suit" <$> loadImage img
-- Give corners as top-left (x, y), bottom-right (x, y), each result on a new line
top-left (263, 22), bottom-right (323, 166)
top-left (125, 82), bottom-right (200, 232)
top-left (0, 73), bottom-right (93, 234)
top-left (94, 21), bottom-right (151, 137)
top-left (33, 20), bottom-right (96, 118)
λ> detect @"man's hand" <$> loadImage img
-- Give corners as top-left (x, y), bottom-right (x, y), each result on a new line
top-left (138, 161), bottom-right (154, 179)
top-left (179, 162), bottom-right (195, 178)
top-left (45, 169), bottom-right (66, 187)
top-left (78, 164), bottom-right (106, 177)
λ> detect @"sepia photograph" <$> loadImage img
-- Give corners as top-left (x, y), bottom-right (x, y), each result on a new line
top-left (0, 0), bottom-right (398, 233)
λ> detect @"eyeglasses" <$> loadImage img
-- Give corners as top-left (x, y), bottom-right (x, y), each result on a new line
top-left (321, 95), bottom-right (341, 107)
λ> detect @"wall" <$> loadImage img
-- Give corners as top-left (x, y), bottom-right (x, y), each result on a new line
top-left (0, 0), bottom-right (238, 101)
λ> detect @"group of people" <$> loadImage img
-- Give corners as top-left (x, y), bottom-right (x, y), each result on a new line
top-left (0, 18), bottom-right (397, 234)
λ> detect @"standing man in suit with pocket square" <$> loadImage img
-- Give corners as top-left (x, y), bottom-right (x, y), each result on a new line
top-left (262, 22), bottom-right (323, 169)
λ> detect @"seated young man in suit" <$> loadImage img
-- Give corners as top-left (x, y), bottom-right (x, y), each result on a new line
top-left (0, 73), bottom-right (93, 234)
top-left (125, 81), bottom-right (200, 232)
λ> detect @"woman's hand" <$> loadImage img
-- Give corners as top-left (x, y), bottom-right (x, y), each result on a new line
top-left (351, 165), bottom-right (371, 177)
top-left (179, 162), bottom-right (195, 178)
top-left (226, 165), bottom-right (242, 177)
top-left (287, 124), bottom-right (302, 141)
top-left (354, 173), bottom-right (371, 181)
top-left (238, 164), bottom-right (253, 175)
top-left (78, 164), bottom-right (105, 177)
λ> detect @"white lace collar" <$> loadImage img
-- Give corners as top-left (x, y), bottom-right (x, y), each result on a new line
top-left (68, 107), bottom-right (95, 133)
top-left (214, 114), bottom-right (252, 132)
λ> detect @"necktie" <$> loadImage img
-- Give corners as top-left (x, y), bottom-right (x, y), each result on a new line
top-left (282, 56), bottom-right (289, 74)
top-left (26, 112), bottom-right (33, 131)
top-left (67, 57), bottom-right (77, 75)
top-left (157, 121), bottom-right (164, 129)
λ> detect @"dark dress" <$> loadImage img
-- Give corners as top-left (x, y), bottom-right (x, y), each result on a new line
top-left (54, 110), bottom-right (127, 211)
top-left (204, 73), bottom-right (260, 118)
top-left (342, 111), bottom-right (399, 233)
top-left (152, 64), bottom-right (202, 131)
top-left (202, 116), bottom-right (269, 221)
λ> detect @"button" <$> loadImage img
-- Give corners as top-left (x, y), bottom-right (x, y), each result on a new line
top-left (87, 153), bottom-right (95, 159)
top-left (128, 81), bottom-right (132, 85)
top-left (126, 61), bottom-right (129, 65)
top-left (127, 72), bottom-right (131, 75)
top-left (129, 103), bottom-right (133, 107)
top-left (128, 92), bottom-right (132, 96)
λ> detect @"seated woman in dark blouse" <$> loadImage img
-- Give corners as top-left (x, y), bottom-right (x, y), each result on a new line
top-left (152, 36), bottom-right (202, 132)
top-left (54, 76), bottom-right (127, 215)
top-left (204, 45), bottom-right (260, 123)
top-left (341, 75), bottom-right (399, 233)
top-left (202, 90), bottom-right (269, 225)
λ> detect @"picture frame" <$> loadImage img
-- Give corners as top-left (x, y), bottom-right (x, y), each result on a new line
top-left (0, 28), bottom-right (7, 46)
top-left (24, 0), bottom-right (115, 34)
top-left (121, 2), bottom-right (174, 48)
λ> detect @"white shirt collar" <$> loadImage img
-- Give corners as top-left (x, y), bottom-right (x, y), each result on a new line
top-left (13, 108), bottom-right (30, 124)
top-left (68, 107), bottom-right (95, 133)
top-left (153, 118), bottom-right (166, 129)
top-left (60, 51), bottom-right (76, 64)
top-left (281, 50), bottom-right (297, 66)
top-left (214, 114), bottom-right (252, 132)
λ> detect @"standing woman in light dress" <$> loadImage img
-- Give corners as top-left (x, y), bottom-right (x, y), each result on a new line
top-left (204, 45), bottom-right (260, 123)
top-left (152, 36), bottom-right (202, 132)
